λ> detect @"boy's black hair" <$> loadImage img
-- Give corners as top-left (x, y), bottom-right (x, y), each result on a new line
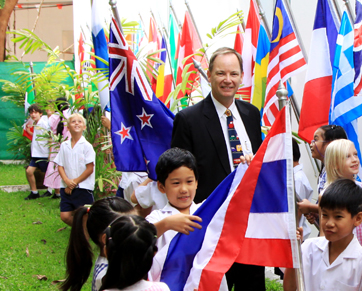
top-left (320, 125), bottom-right (347, 142)
top-left (292, 138), bottom-right (300, 162)
top-left (61, 197), bottom-right (134, 291)
top-left (101, 215), bottom-right (157, 290)
top-left (320, 179), bottom-right (362, 217)
top-left (28, 103), bottom-right (42, 114)
top-left (156, 147), bottom-right (199, 185)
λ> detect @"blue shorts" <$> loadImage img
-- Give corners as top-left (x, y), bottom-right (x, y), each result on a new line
top-left (116, 186), bottom-right (124, 198)
top-left (29, 158), bottom-right (49, 172)
top-left (60, 188), bottom-right (94, 212)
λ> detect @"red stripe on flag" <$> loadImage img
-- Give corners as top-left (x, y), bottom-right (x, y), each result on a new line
top-left (279, 46), bottom-right (302, 63)
top-left (280, 58), bottom-right (307, 78)
top-left (236, 238), bottom-right (294, 268)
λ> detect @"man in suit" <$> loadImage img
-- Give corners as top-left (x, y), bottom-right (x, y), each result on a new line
top-left (171, 47), bottom-right (264, 291)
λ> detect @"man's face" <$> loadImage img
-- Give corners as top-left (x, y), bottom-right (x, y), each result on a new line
top-left (207, 53), bottom-right (243, 107)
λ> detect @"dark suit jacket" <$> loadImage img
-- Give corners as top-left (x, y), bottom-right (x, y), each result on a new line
top-left (171, 94), bottom-right (262, 203)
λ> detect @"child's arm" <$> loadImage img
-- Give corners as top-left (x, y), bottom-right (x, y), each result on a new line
top-left (297, 199), bottom-right (319, 214)
top-left (72, 162), bottom-right (94, 187)
top-left (130, 178), bottom-right (153, 204)
top-left (283, 268), bottom-right (297, 291)
top-left (153, 213), bottom-right (202, 237)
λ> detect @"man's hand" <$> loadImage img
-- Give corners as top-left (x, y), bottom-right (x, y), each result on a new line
top-left (240, 153), bottom-right (254, 165)
top-left (297, 199), bottom-right (314, 214)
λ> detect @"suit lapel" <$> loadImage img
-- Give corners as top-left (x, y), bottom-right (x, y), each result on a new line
top-left (203, 95), bottom-right (230, 174)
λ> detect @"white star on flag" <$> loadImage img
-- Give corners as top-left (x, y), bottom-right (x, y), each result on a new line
top-left (137, 107), bottom-right (154, 129)
top-left (115, 123), bottom-right (133, 144)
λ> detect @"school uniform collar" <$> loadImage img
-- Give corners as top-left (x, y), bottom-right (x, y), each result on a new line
top-left (64, 135), bottom-right (87, 148)
top-left (293, 164), bottom-right (303, 173)
top-left (318, 235), bottom-right (361, 268)
top-left (161, 201), bottom-right (197, 214)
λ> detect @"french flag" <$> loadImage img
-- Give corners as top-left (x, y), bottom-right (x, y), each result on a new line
top-left (157, 105), bottom-right (299, 291)
top-left (298, 0), bottom-right (339, 142)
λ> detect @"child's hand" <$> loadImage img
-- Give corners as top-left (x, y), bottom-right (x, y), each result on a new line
top-left (166, 214), bottom-right (202, 235)
top-left (305, 212), bottom-right (318, 224)
top-left (101, 116), bottom-right (111, 130)
top-left (296, 226), bottom-right (304, 242)
top-left (297, 199), bottom-right (314, 214)
top-left (68, 179), bottom-right (78, 189)
top-left (65, 187), bottom-right (72, 195)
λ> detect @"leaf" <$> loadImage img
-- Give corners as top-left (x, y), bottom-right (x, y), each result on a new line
top-left (56, 227), bottom-right (67, 232)
top-left (0, 276), bottom-right (8, 279)
top-left (32, 221), bottom-right (42, 224)
top-left (52, 279), bottom-right (65, 285)
top-left (26, 246), bottom-right (29, 257)
top-left (40, 239), bottom-right (47, 244)
top-left (33, 275), bottom-right (47, 281)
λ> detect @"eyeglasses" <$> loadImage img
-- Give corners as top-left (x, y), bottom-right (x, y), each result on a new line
top-left (311, 140), bottom-right (328, 145)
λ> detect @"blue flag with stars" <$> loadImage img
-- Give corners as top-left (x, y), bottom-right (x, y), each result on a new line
top-left (109, 19), bottom-right (174, 180)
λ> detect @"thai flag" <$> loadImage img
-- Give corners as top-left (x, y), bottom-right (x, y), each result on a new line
top-left (158, 105), bottom-right (298, 291)
top-left (330, 12), bottom-right (362, 177)
top-left (263, 0), bottom-right (307, 127)
top-left (299, 0), bottom-right (339, 142)
top-left (109, 19), bottom-right (174, 180)
top-left (91, 0), bottom-right (110, 111)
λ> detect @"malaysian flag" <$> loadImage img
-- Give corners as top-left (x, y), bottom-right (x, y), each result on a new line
top-left (156, 105), bottom-right (298, 291)
top-left (109, 19), bottom-right (174, 181)
top-left (263, 0), bottom-right (307, 126)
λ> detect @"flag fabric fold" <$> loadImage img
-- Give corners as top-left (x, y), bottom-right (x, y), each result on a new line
top-left (91, 0), bottom-right (110, 111)
top-left (354, 0), bottom-right (362, 96)
top-left (330, 11), bottom-right (362, 175)
top-left (109, 18), bottom-right (174, 181)
top-left (298, 0), bottom-right (339, 142)
top-left (263, 0), bottom-right (307, 127)
top-left (159, 105), bottom-right (298, 291)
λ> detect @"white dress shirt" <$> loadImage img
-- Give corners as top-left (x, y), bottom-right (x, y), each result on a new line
top-left (210, 94), bottom-right (252, 172)
top-left (31, 115), bottom-right (50, 158)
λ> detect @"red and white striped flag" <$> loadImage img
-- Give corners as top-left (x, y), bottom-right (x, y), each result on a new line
top-left (263, 0), bottom-right (307, 126)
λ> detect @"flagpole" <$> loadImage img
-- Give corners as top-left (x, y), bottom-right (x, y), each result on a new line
top-left (236, 8), bottom-right (246, 31)
top-left (184, 0), bottom-right (209, 62)
top-left (255, 0), bottom-right (272, 40)
top-left (138, 13), bottom-right (149, 40)
top-left (343, 0), bottom-right (356, 22)
top-left (193, 59), bottom-right (208, 82)
top-left (332, 0), bottom-right (342, 20)
top-left (170, 1), bottom-right (182, 30)
top-left (109, 0), bottom-right (124, 34)
top-left (276, 84), bottom-right (306, 291)
top-left (29, 61), bottom-right (37, 98)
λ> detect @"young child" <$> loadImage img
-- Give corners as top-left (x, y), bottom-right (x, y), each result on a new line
top-left (60, 197), bottom-right (134, 291)
top-left (24, 103), bottom-right (50, 200)
top-left (54, 113), bottom-right (95, 226)
top-left (298, 125), bottom-right (347, 220)
top-left (283, 179), bottom-right (362, 291)
top-left (43, 97), bottom-right (71, 199)
top-left (145, 147), bottom-right (203, 251)
top-left (100, 215), bottom-right (170, 291)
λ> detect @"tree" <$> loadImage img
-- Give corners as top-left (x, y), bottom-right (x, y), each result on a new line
top-left (0, 0), bottom-right (18, 61)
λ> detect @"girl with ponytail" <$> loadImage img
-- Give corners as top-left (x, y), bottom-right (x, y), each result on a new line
top-left (60, 197), bottom-right (134, 291)
top-left (100, 215), bottom-right (170, 291)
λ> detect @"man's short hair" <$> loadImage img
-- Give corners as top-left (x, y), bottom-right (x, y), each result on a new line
top-left (209, 47), bottom-right (243, 73)
top-left (156, 147), bottom-right (199, 185)
top-left (320, 179), bottom-right (362, 217)
top-left (28, 103), bottom-right (43, 114)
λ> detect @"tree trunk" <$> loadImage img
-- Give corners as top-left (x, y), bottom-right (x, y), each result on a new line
top-left (0, 0), bottom-right (18, 62)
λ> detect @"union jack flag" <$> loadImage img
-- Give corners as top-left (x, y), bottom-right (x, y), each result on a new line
top-left (109, 18), bottom-right (174, 180)
top-left (262, 0), bottom-right (307, 126)
top-left (354, 0), bottom-right (362, 96)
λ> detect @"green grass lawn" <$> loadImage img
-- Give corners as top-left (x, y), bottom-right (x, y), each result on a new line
top-left (0, 190), bottom-right (92, 290)
top-left (0, 163), bottom-right (28, 186)
top-left (0, 165), bottom-right (283, 291)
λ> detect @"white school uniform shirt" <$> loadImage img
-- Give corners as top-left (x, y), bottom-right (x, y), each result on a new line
top-left (211, 94), bottom-right (252, 172)
top-left (302, 235), bottom-right (362, 291)
top-left (146, 202), bottom-right (201, 251)
top-left (135, 181), bottom-right (168, 211)
top-left (122, 172), bottom-right (148, 205)
top-left (103, 280), bottom-right (170, 291)
top-left (54, 136), bottom-right (95, 190)
top-left (31, 115), bottom-right (50, 158)
top-left (294, 164), bottom-right (313, 240)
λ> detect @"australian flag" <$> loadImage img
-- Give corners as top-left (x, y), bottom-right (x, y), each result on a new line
top-left (109, 19), bottom-right (174, 180)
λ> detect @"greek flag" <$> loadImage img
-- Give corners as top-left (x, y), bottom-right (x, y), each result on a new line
top-left (330, 11), bottom-right (362, 176)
